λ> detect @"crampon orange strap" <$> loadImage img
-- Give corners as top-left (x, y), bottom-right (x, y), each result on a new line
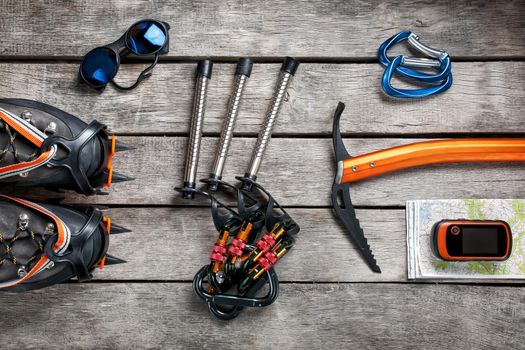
top-left (97, 216), bottom-right (112, 270)
top-left (103, 135), bottom-right (116, 188)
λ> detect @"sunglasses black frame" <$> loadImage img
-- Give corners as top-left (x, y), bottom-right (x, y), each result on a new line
top-left (79, 19), bottom-right (170, 91)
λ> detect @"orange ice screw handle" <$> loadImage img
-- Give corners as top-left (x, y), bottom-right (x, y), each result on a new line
top-left (339, 138), bottom-right (525, 184)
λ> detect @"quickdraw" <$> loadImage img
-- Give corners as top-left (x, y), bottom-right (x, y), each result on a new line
top-left (378, 31), bottom-right (453, 98)
top-left (177, 57), bottom-right (301, 320)
top-left (331, 102), bottom-right (525, 273)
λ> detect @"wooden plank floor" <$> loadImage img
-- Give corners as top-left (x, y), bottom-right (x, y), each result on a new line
top-left (1, 1), bottom-right (524, 349)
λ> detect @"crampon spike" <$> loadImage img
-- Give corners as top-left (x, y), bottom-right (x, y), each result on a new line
top-left (115, 140), bottom-right (136, 152)
top-left (111, 172), bottom-right (135, 183)
top-left (110, 223), bottom-right (132, 234)
top-left (95, 190), bottom-right (110, 196)
top-left (104, 254), bottom-right (127, 265)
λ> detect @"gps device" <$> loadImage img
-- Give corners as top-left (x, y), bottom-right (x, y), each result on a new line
top-left (432, 220), bottom-right (512, 261)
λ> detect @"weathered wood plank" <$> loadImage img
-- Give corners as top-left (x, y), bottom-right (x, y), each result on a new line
top-left (16, 136), bottom-right (522, 206)
top-left (0, 62), bottom-right (524, 135)
top-left (98, 208), bottom-right (406, 282)
top-left (1, 0), bottom-right (524, 58)
top-left (1, 283), bottom-right (523, 350)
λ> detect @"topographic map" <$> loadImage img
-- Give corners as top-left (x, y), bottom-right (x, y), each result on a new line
top-left (407, 199), bottom-right (525, 280)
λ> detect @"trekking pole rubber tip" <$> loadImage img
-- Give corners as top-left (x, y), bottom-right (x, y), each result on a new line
top-left (197, 60), bottom-right (213, 78)
top-left (281, 57), bottom-right (300, 75)
top-left (235, 58), bottom-right (253, 77)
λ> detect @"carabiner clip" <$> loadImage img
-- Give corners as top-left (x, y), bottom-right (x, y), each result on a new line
top-left (193, 264), bottom-right (279, 320)
top-left (381, 55), bottom-right (453, 98)
top-left (378, 31), bottom-right (452, 83)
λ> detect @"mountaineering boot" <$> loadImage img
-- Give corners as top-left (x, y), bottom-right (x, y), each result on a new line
top-left (0, 195), bottom-right (127, 292)
top-left (0, 98), bottom-right (133, 195)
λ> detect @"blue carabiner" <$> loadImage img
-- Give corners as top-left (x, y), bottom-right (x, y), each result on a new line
top-left (381, 55), bottom-right (453, 98)
top-left (378, 31), bottom-right (451, 83)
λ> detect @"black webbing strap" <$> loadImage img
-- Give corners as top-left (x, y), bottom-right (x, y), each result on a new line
top-left (41, 120), bottom-right (106, 195)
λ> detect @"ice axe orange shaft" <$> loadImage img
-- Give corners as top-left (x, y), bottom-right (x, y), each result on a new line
top-left (339, 139), bottom-right (525, 184)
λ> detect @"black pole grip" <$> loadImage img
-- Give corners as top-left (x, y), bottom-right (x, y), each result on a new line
top-left (197, 59), bottom-right (213, 78)
top-left (280, 56), bottom-right (300, 75)
top-left (235, 57), bottom-right (253, 77)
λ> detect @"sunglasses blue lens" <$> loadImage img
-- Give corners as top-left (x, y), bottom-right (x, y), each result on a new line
top-left (127, 21), bottom-right (167, 55)
top-left (81, 47), bottom-right (118, 87)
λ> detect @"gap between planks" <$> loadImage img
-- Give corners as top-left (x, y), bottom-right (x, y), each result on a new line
top-left (1, 56), bottom-right (525, 64)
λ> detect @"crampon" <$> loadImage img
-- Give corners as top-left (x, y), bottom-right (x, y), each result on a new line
top-left (0, 195), bottom-right (129, 291)
top-left (0, 98), bottom-right (133, 195)
top-left (0, 99), bottom-right (132, 291)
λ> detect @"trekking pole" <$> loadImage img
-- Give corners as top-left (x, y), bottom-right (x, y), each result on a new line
top-left (182, 60), bottom-right (213, 199)
top-left (241, 57), bottom-right (300, 191)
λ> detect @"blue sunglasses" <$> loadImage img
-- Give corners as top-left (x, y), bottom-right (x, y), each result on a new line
top-left (80, 19), bottom-right (170, 90)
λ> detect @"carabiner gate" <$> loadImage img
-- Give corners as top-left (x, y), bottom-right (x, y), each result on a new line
top-left (407, 33), bottom-right (449, 61)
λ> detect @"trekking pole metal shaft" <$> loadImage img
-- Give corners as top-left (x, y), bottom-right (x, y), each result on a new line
top-left (183, 60), bottom-right (213, 199)
top-left (208, 58), bottom-right (253, 191)
top-left (242, 57), bottom-right (299, 190)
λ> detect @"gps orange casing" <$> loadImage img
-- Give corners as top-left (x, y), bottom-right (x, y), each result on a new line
top-left (432, 220), bottom-right (512, 261)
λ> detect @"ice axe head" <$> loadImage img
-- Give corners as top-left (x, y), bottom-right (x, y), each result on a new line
top-left (331, 102), bottom-right (381, 273)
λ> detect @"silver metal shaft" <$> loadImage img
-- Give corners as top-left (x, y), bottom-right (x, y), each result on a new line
top-left (246, 71), bottom-right (291, 178)
top-left (183, 60), bottom-right (213, 199)
top-left (208, 72), bottom-right (250, 190)
top-left (242, 57), bottom-right (299, 189)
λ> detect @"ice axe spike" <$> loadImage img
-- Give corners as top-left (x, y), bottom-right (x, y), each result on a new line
top-left (331, 102), bottom-right (381, 273)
